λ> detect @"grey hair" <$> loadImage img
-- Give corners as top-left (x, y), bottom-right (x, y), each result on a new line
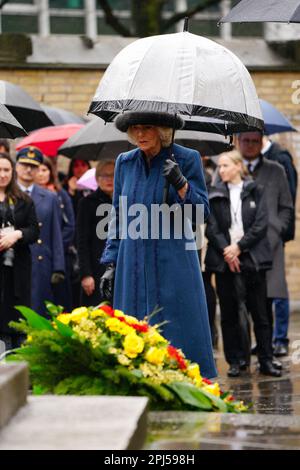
top-left (127, 126), bottom-right (174, 148)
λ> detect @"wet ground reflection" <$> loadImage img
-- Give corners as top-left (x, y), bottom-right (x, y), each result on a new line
top-left (146, 313), bottom-right (300, 449)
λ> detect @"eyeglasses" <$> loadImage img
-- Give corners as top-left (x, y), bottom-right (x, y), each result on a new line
top-left (240, 139), bottom-right (261, 145)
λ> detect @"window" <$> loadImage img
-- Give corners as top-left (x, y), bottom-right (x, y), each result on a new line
top-left (49, 0), bottom-right (84, 8)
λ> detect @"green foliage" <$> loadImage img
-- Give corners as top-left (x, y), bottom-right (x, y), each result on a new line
top-left (167, 382), bottom-right (213, 411)
top-left (15, 306), bottom-right (54, 331)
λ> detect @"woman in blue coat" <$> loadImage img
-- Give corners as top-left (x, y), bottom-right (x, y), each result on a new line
top-left (100, 112), bottom-right (216, 378)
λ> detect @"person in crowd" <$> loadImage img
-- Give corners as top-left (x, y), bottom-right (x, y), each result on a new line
top-left (262, 136), bottom-right (298, 356)
top-left (238, 132), bottom-right (293, 357)
top-left (205, 150), bottom-right (280, 377)
top-left (34, 157), bottom-right (75, 311)
top-left (64, 159), bottom-right (91, 216)
top-left (0, 152), bottom-right (39, 350)
top-left (15, 147), bottom-right (65, 316)
top-left (99, 111), bottom-right (217, 378)
top-left (77, 160), bottom-right (115, 307)
top-left (0, 139), bottom-right (10, 155)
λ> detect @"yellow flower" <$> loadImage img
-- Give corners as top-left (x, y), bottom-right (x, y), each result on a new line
top-left (70, 307), bottom-right (89, 323)
top-left (57, 313), bottom-right (72, 325)
top-left (117, 354), bottom-right (131, 366)
top-left (106, 317), bottom-right (135, 336)
top-left (123, 332), bottom-right (144, 358)
top-left (90, 309), bottom-right (107, 319)
top-left (187, 363), bottom-right (202, 386)
top-left (144, 328), bottom-right (168, 346)
top-left (27, 335), bottom-right (33, 343)
top-left (145, 347), bottom-right (167, 366)
top-left (234, 401), bottom-right (248, 412)
top-left (114, 309), bottom-right (125, 318)
top-left (203, 382), bottom-right (221, 398)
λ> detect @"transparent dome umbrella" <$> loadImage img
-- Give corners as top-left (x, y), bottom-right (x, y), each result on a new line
top-left (0, 103), bottom-right (27, 138)
top-left (0, 80), bottom-right (53, 132)
top-left (220, 0), bottom-right (300, 24)
top-left (88, 30), bottom-right (263, 133)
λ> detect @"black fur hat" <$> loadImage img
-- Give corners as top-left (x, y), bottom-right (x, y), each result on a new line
top-left (115, 112), bottom-right (184, 132)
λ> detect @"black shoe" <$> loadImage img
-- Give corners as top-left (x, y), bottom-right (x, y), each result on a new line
top-left (272, 358), bottom-right (283, 370)
top-left (239, 359), bottom-right (250, 371)
top-left (259, 360), bottom-right (282, 377)
top-left (227, 364), bottom-right (240, 377)
top-left (251, 345), bottom-right (257, 355)
top-left (273, 344), bottom-right (289, 357)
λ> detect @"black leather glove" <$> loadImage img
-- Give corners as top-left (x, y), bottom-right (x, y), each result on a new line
top-left (162, 159), bottom-right (187, 191)
top-left (51, 272), bottom-right (65, 285)
top-left (99, 263), bottom-right (115, 301)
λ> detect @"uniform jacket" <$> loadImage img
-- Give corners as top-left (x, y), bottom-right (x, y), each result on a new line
top-left (205, 180), bottom-right (273, 273)
top-left (101, 144), bottom-right (217, 378)
top-left (30, 185), bottom-right (65, 315)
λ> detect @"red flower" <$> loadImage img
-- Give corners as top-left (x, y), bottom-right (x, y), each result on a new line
top-left (131, 323), bottom-right (149, 333)
top-left (202, 378), bottom-right (212, 385)
top-left (101, 305), bottom-right (114, 317)
top-left (167, 345), bottom-right (187, 370)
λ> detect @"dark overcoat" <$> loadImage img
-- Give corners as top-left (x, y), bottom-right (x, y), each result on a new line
top-left (0, 196), bottom-right (39, 333)
top-left (30, 185), bottom-right (65, 315)
top-left (101, 144), bottom-right (217, 378)
top-left (251, 158), bottom-right (293, 298)
top-left (77, 188), bottom-right (112, 306)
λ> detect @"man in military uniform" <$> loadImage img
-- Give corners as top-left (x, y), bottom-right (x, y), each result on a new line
top-left (16, 147), bottom-right (65, 315)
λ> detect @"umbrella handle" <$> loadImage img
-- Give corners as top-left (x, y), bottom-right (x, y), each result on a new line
top-left (163, 181), bottom-right (170, 204)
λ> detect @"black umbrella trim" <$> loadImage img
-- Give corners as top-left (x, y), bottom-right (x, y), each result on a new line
top-left (88, 99), bottom-right (264, 133)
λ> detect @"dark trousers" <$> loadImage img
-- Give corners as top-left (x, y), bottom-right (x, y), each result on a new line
top-left (203, 271), bottom-right (218, 346)
top-left (215, 270), bottom-right (273, 365)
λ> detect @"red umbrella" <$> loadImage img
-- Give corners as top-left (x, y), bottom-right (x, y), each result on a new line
top-left (16, 124), bottom-right (85, 157)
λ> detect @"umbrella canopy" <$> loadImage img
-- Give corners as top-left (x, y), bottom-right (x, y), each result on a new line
top-left (0, 80), bottom-right (53, 132)
top-left (58, 119), bottom-right (133, 160)
top-left (16, 124), bottom-right (84, 157)
top-left (220, 0), bottom-right (300, 23)
top-left (89, 31), bottom-right (263, 133)
top-left (175, 130), bottom-right (232, 155)
top-left (0, 103), bottom-right (27, 139)
top-left (76, 168), bottom-right (97, 191)
top-left (260, 99), bottom-right (297, 135)
top-left (41, 105), bottom-right (87, 126)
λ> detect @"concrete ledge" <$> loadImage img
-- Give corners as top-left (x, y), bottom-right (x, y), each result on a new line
top-left (0, 395), bottom-right (148, 450)
top-left (0, 363), bottom-right (28, 429)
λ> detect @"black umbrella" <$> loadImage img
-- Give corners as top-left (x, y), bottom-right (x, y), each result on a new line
top-left (0, 80), bottom-right (53, 132)
top-left (0, 103), bottom-right (27, 138)
top-left (41, 105), bottom-right (87, 126)
top-left (59, 118), bottom-right (232, 161)
top-left (58, 119), bottom-right (133, 160)
top-left (220, 0), bottom-right (300, 24)
top-left (175, 130), bottom-right (232, 156)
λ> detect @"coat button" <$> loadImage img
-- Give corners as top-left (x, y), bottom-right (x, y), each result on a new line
top-left (37, 239), bottom-right (42, 244)
top-left (38, 255), bottom-right (43, 261)
top-left (38, 222), bottom-right (43, 227)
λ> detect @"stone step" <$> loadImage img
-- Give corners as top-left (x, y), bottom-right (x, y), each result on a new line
top-left (0, 395), bottom-right (148, 450)
top-left (0, 363), bottom-right (28, 429)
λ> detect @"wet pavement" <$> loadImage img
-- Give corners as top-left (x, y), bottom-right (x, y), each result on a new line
top-left (145, 313), bottom-right (300, 450)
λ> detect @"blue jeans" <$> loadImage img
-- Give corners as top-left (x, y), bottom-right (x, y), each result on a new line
top-left (273, 298), bottom-right (289, 346)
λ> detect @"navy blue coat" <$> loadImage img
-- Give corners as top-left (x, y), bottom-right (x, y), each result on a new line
top-left (101, 144), bottom-right (217, 378)
top-left (30, 185), bottom-right (65, 315)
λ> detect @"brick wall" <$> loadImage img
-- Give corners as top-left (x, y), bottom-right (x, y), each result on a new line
top-left (1, 68), bottom-right (300, 301)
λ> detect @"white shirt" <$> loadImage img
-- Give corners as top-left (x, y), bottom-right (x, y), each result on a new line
top-left (243, 157), bottom-right (260, 174)
top-left (18, 183), bottom-right (34, 195)
top-left (228, 181), bottom-right (244, 244)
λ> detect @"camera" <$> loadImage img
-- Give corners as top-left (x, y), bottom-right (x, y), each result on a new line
top-left (0, 225), bottom-right (15, 268)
